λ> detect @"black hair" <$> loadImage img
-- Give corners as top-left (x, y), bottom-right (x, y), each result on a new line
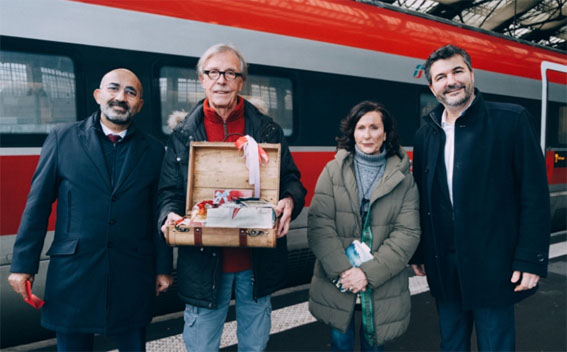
top-left (424, 44), bottom-right (472, 84)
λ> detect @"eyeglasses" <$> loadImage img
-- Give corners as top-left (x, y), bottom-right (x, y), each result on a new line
top-left (203, 69), bottom-right (243, 81)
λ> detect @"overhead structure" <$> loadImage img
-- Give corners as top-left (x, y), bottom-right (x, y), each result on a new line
top-left (362, 0), bottom-right (566, 51)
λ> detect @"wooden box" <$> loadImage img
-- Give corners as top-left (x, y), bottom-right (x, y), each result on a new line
top-left (166, 141), bottom-right (281, 248)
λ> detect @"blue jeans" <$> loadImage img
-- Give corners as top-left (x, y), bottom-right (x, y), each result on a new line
top-left (331, 313), bottom-right (384, 352)
top-left (182, 270), bottom-right (271, 352)
top-left (56, 329), bottom-right (146, 351)
top-left (436, 300), bottom-right (515, 351)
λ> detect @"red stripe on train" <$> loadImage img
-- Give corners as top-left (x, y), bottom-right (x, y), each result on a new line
top-left (1, 150), bottom-right (564, 236)
top-left (0, 156), bottom-right (56, 236)
top-left (70, 0), bottom-right (566, 83)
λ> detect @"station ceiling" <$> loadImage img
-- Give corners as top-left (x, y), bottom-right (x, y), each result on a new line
top-left (363, 0), bottom-right (566, 51)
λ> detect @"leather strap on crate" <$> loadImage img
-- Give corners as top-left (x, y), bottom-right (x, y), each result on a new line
top-left (194, 227), bottom-right (203, 246)
top-left (239, 229), bottom-right (248, 247)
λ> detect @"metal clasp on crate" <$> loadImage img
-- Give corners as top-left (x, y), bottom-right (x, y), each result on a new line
top-left (238, 228), bottom-right (265, 237)
top-left (246, 229), bottom-right (265, 237)
top-left (174, 225), bottom-right (190, 232)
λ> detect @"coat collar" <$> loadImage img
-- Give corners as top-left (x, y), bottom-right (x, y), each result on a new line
top-left (113, 129), bottom-right (150, 193)
top-left (77, 112), bottom-right (111, 190)
top-left (177, 97), bottom-right (272, 144)
top-left (335, 148), bottom-right (410, 207)
top-left (77, 111), bottom-right (150, 193)
top-left (426, 88), bottom-right (485, 128)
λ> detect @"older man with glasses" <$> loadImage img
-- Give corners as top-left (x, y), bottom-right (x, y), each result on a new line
top-left (157, 43), bottom-right (306, 352)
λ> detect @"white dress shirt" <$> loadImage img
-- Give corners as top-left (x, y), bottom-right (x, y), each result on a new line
top-left (441, 111), bottom-right (455, 205)
top-left (441, 100), bottom-right (474, 205)
top-left (100, 121), bottom-right (127, 139)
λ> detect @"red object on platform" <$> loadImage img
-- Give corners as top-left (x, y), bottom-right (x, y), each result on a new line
top-left (24, 280), bottom-right (45, 309)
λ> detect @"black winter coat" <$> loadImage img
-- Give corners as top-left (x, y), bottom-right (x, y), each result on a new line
top-left (411, 91), bottom-right (550, 309)
top-left (11, 112), bottom-right (172, 334)
top-left (157, 99), bottom-right (306, 308)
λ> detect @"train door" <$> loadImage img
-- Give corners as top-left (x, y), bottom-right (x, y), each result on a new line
top-left (540, 61), bottom-right (567, 232)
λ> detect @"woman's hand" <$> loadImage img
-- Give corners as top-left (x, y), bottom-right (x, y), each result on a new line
top-left (339, 267), bottom-right (368, 294)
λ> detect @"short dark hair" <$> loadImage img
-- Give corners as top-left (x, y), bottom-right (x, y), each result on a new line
top-left (336, 101), bottom-right (401, 158)
top-left (424, 44), bottom-right (472, 84)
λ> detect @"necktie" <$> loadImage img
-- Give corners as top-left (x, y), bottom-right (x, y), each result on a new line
top-left (107, 134), bottom-right (122, 144)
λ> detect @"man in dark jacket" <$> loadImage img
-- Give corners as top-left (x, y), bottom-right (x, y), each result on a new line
top-left (8, 69), bottom-right (173, 351)
top-left (157, 43), bottom-right (306, 352)
top-left (410, 44), bottom-right (550, 351)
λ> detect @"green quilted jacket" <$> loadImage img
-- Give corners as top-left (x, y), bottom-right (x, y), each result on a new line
top-left (308, 148), bottom-right (420, 345)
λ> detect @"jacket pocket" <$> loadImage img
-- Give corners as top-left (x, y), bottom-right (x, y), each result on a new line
top-left (46, 238), bottom-right (78, 256)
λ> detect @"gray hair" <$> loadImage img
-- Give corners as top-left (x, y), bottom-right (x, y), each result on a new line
top-left (196, 43), bottom-right (248, 81)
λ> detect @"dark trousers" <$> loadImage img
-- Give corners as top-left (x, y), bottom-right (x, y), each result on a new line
top-left (436, 252), bottom-right (515, 351)
top-left (56, 328), bottom-right (146, 352)
top-left (436, 300), bottom-right (515, 351)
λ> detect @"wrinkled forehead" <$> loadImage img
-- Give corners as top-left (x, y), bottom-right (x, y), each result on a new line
top-left (204, 51), bottom-right (241, 70)
top-left (431, 55), bottom-right (469, 73)
top-left (100, 69), bottom-right (142, 92)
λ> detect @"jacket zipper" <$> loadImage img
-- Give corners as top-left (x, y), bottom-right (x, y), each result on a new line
top-left (251, 251), bottom-right (258, 300)
top-left (210, 250), bottom-right (219, 308)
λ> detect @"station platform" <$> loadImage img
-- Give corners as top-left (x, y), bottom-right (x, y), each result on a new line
top-left (7, 236), bottom-right (566, 352)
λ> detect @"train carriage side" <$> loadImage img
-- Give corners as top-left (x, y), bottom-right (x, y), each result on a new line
top-left (0, 0), bottom-right (565, 348)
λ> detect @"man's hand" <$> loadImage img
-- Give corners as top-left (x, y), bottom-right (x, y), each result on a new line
top-left (511, 271), bottom-right (540, 292)
top-left (340, 267), bottom-right (368, 294)
top-left (411, 264), bottom-right (426, 276)
top-left (8, 273), bottom-right (33, 300)
top-left (275, 196), bottom-right (294, 238)
top-left (155, 274), bottom-right (173, 296)
top-left (161, 212), bottom-right (183, 237)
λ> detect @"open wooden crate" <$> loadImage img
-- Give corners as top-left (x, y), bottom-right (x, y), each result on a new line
top-left (166, 141), bottom-right (281, 248)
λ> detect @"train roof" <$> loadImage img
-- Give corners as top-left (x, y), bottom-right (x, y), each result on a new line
top-left (366, 0), bottom-right (566, 55)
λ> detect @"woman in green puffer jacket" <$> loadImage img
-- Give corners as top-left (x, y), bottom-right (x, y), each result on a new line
top-left (308, 101), bottom-right (420, 351)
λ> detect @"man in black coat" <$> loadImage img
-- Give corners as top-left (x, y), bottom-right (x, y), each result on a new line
top-left (8, 69), bottom-right (173, 351)
top-left (410, 45), bottom-right (550, 351)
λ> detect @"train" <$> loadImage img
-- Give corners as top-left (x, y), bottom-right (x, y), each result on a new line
top-left (1, 0), bottom-right (565, 347)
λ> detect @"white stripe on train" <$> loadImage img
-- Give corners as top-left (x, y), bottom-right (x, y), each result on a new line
top-left (0, 0), bottom-right (564, 103)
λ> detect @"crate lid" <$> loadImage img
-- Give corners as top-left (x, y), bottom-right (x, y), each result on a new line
top-left (185, 141), bottom-right (281, 215)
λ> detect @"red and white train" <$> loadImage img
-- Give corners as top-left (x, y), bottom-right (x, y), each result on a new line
top-left (1, 0), bottom-right (565, 347)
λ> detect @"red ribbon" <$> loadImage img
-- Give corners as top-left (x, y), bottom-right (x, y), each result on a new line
top-left (24, 280), bottom-right (45, 309)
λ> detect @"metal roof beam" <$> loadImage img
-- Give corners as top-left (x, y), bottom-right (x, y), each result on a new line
top-left (427, 0), bottom-right (476, 19)
top-left (480, 0), bottom-right (542, 31)
top-left (520, 19), bottom-right (567, 41)
top-left (519, 2), bottom-right (566, 26)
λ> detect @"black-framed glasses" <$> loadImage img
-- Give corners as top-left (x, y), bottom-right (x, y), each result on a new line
top-left (203, 69), bottom-right (243, 81)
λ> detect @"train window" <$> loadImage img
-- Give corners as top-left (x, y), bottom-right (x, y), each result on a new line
top-left (0, 51), bottom-right (76, 133)
top-left (159, 66), bottom-right (293, 136)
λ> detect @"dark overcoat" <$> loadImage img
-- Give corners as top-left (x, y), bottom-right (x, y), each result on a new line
top-left (11, 112), bottom-right (173, 334)
top-left (157, 99), bottom-right (306, 308)
top-left (411, 90), bottom-right (550, 309)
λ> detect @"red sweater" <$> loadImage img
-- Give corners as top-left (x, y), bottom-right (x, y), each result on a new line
top-left (203, 98), bottom-right (252, 273)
